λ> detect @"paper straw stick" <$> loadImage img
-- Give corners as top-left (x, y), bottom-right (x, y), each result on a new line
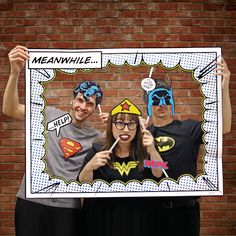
top-left (97, 104), bottom-right (102, 114)
top-left (162, 169), bottom-right (169, 178)
top-left (144, 67), bottom-right (153, 126)
top-left (109, 137), bottom-right (120, 152)
top-left (149, 67), bottom-right (154, 78)
top-left (138, 116), bottom-right (146, 130)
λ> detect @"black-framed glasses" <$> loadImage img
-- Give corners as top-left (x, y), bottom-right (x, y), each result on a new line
top-left (113, 121), bottom-right (138, 130)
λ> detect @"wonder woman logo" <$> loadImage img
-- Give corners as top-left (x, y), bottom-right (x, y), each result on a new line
top-left (113, 161), bottom-right (138, 176)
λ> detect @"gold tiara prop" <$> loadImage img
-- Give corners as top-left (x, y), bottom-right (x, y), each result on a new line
top-left (111, 99), bottom-right (142, 116)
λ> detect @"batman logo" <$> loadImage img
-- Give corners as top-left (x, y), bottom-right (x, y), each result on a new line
top-left (155, 136), bottom-right (175, 152)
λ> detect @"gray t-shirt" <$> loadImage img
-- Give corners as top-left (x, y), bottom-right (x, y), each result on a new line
top-left (17, 107), bottom-right (102, 209)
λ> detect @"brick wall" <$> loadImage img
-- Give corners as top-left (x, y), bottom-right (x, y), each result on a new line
top-left (0, 1), bottom-right (235, 235)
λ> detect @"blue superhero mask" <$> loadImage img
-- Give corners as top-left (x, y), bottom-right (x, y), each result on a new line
top-left (147, 86), bottom-right (175, 117)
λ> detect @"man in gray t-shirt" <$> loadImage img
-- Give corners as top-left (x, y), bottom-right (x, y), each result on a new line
top-left (3, 45), bottom-right (108, 236)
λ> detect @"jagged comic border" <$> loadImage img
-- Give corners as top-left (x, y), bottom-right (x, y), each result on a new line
top-left (25, 48), bottom-right (222, 198)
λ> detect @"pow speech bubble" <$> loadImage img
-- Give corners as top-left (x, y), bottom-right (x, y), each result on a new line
top-left (141, 77), bottom-right (156, 92)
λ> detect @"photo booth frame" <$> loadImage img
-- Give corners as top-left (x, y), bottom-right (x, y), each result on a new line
top-left (25, 47), bottom-right (223, 198)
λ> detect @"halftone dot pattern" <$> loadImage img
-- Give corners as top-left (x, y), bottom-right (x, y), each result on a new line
top-left (126, 182), bottom-right (144, 192)
top-left (160, 54), bottom-right (181, 68)
top-left (109, 182), bottom-right (126, 192)
top-left (102, 53), bottom-right (140, 67)
top-left (203, 124), bottom-right (217, 145)
top-left (202, 81), bottom-right (217, 100)
top-left (204, 131), bottom-right (218, 155)
top-left (59, 69), bottom-right (77, 74)
top-left (28, 50), bottom-right (221, 197)
top-left (182, 53), bottom-right (212, 71)
top-left (203, 119), bottom-right (218, 130)
top-left (203, 155), bottom-right (218, 189)
top-left (157, 180), bottom-right (170, 191)
top-left (31, 141), bottom-right (45, 162)
top-left (31, 69), bottom-right (55, 82)
top-left (79, 183), bottom-right (93, 193)
top-left (29, 69), bottom-right (58, 193)
top-left (31, 106), bottom-right (44, 140)
top-left (204, 96), bottom-right (218, 104)
top-left (142, 53), bottom-right (162, 65)
top-left (200, 62), bottom-right (219, 190)
top-left (31, 141), bottom-right (47, 192)
top-left (97, 182), bottom-right (112, 192)
top-left (65, 182), bottom-right (82, 193)
top-left (204, 110), bottom-right (218, 122)
top-left (204, 100), bottom-right (218, 113)
top-left (179, 176), bottom-right (199, 191)
top-left (30, 70), bottom-right (48, 192)
top-left (142, 180), bottom-right (160, 192)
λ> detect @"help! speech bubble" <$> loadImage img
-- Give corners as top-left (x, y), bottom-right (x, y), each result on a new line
top-left (47, 113), bottom-right (72, 136)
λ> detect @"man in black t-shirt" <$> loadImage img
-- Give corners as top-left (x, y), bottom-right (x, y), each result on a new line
top-left (143, 58), bottom-right (231, 236)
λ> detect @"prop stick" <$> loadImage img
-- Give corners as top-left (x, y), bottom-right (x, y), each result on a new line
top-left (146, 67), bottom-right (154, 124)
top-left (146, 116), bottom-right (150, 125)
top-left (138, 116), bottom-right (146, 130)
top-left (109, 137), bottom-right (120, 152)
top-left (162, 169), bottom-right (169, 178)
top-left (149, 67), bottom-right (154, 78)
top-left (97, 104), bottom-right (102, 114)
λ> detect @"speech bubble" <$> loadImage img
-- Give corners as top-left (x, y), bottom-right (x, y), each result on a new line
top-left (47, 113), bottom-right (72, 136)
top-left (29, 51), bottom-right (102, 69)
top-left (141, 77), bottom-right (156, 92)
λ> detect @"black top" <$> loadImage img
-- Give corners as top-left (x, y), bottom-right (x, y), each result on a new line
top-left (148, 119), bottom-right (204, 181)
top-left (80, 143), bottom-right (157, 236)
top-left (80, 142), bottom-right (156, 183)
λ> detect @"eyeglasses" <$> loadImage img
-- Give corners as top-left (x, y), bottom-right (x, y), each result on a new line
top-left (113, 121), bottom-right (138, 130)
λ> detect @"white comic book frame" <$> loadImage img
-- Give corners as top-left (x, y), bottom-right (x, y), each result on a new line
top-left (26, 47), bottom-right (223, 198)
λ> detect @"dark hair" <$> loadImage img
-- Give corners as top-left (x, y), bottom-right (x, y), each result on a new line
top-left (73, 81), bottom-right (103, 106)
top-left (155, 78), bottom-right (171, 89)
top-left (143, 78), bottom-right (171, 104)
top-left (103, 113), bottom-right (148, 170)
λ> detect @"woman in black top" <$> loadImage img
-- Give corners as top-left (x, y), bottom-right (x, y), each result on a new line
top-left (78, 99), bottom-right (164, 236)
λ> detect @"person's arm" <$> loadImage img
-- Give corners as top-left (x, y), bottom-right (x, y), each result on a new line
top-left (79, 150), bottom-right (111, 182)
top-left (142, 129), bottom-right (164, 178)
top-left (2, 45), bottom-right (29, 120)
top-left (216, 57), bottom-right (232, 134)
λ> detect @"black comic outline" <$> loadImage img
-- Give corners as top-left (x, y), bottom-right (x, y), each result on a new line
top-left (26, 48), bottom-right (222, 197)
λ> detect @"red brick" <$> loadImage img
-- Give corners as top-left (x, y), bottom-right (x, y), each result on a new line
top-left (0, 219), bottom-right (15, 227)
top-left (1, 2), bottom-right (236, 236)
top-left (38, 3), bottom-right (59, 10)
top-left (0, 227), bottom-right (15, 235)
top-left (158, 3), bottom-right (178, 10)
top-left (15, 34), bottom-right (38, 41)
top-left (191, 11), bottom-right (215, 18)
top-left (0, 211), bottom-right (14, 219)
top-left (75, 10), bottom-right (96, 18)
top-left (179, 3), bottom-right (202, 10)
top-left (203, 3), bottom-right (226, 11)
top-left (103, 90), bottom-right (118, 97)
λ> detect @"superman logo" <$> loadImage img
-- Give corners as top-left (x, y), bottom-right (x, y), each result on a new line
top-left (155, 136), bottom-right (175, 152)
top-left (113, 161), bottom-right (138, 176)
top-left (59, 138), bottom-right (83, 158)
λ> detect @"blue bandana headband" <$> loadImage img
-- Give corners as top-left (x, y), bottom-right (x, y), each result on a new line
top-left (73, 81), bottom-right (103, 106)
